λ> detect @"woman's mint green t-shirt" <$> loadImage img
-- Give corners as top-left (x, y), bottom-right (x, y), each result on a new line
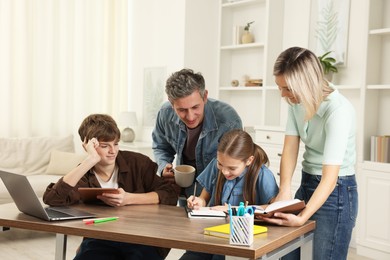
top-left (285, 89), bottom-right (356, 176)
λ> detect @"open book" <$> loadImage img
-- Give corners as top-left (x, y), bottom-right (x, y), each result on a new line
top-left (204, 223), bottom-right (267, 239)
top-left (254, 199), bottom-right (305, 217)
top-left (185, 206), bottom-right (227, 219)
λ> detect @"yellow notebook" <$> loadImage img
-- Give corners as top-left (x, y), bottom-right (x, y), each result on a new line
top-left (204, 223), bottom-right (267, 239)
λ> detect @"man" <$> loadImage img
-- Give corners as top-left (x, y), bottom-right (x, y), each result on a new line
top-left (152, 68), bottom-right (243, 198)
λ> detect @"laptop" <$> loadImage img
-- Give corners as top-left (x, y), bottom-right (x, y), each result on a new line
top-left (0, 170), bottom-right (95, 221)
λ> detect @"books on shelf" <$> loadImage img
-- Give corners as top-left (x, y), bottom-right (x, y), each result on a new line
top-left (254, 199), bottom-right (305, 218)
top-left (371, 135), bottom-right (390, 163)
top-left (245, 79), bottom-right (263, 87)
top-left (232, 25), bottom-right (243, 45)
top-left (185, 206), bottom-right (227, 219)
top-left (204, 223), bottom-right (267, 239)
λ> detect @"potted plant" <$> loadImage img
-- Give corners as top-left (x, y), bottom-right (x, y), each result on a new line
top-left (318, 51), bottom-right (338, 81)
top-left (242, 21), bottom-right (254, 44)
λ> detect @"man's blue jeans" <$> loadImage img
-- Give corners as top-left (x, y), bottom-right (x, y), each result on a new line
top-left (283, 172), bottom-right (358, 260)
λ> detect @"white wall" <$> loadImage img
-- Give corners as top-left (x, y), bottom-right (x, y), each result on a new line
top-left (129, 0), bottom-right (367, 141)
top-left (183, 0), bottom-right (219, 99)
top-left (282, 0), bottom-right (311, 48)
top-left (129, 0), bottom-right (218, 141)
top-left (129, 0), bottom-right (185, 140)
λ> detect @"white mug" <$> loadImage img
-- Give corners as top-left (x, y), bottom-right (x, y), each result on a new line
top-left (174, 165), bottom-right (196, 188)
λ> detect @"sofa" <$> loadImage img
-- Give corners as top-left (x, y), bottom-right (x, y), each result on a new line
top-left (0, 135), bottom-right (86, 205)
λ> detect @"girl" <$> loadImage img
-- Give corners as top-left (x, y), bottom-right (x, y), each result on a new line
top-left (181, 129), bottom-right (279, 260)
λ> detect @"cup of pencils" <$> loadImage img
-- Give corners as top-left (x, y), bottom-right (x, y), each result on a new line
top-left (229, 202), bottom-right (254, 246)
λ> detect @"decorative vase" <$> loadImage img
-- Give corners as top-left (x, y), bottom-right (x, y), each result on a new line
top-left (121, 127), bottom-right (135, 142)
top-left (241, 31), bottom-right (254, 44)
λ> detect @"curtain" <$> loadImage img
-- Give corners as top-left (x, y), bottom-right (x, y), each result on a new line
top-left (0, 0), bottom-right (128, 138)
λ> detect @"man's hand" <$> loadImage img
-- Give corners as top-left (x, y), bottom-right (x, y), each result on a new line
top-left (161, 163), bottom-right (181, 195)
top-left (161, 163), bottom-right (175, 184)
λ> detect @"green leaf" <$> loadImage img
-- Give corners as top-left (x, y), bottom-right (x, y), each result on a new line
top-left (244, 21), bottom-right (254, 31)
top-left (318, 51), bottom-right (338, 75)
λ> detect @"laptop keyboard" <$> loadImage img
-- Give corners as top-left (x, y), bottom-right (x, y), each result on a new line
top-left (45, 208), bottom-right (73, 218)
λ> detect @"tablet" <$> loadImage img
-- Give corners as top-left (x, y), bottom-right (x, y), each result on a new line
top-left (78, 188), bottom-right (119, 203)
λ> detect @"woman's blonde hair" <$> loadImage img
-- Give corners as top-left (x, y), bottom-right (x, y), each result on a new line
top-left (273, 47), bottom-right (333, 120)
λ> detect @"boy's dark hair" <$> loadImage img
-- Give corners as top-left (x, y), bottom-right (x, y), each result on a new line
top-left (78, 114), bottom-right (121, 142)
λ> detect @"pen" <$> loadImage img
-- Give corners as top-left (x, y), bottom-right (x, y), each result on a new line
top-left (192, 182), bottom-right (197, 202)
top-left (237, 202), bottom-right (245, 216)
top-left (83, 217), bottom-right (119, 224)
top-left (228, 203), bottom-right (234, 237)
top-left (245, 206), bottom-right (254, 215)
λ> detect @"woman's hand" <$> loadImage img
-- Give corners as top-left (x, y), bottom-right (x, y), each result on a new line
top-left (273, 189), bottom-right (292, 202)
top-left (256, 212), bottom-right (306, 227)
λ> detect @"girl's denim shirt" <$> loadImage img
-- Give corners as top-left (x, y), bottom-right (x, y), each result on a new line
top-left (197, 158), bottom-right (279, 206)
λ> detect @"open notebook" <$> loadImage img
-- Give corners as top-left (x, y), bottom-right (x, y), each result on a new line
top-left (184, 205), bottom-right (227, 219)
top-left (0, 170), bottom-right (95, 221)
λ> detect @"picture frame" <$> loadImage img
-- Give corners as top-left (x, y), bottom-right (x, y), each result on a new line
top-left (309, 0), bottom-right (351, 66)
top-left (142, 67), bottom-right (166, 127)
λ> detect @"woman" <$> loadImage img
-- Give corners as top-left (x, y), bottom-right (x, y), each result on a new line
top-left (43, 114), bottom-right (178, 260)
top-left (259, 47), bottom-right (358, 260)
top-left (181, 129), bottom-right (279, 260)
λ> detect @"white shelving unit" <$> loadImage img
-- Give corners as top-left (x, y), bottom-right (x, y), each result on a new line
top-left (357, 0), bottom-right (390, 259)
top-left (217, 0), bottom-right (284, 128)
top-left (215, 1), bottom-right (389, 257)
top-left (217, 0), bottom-right (288, 187)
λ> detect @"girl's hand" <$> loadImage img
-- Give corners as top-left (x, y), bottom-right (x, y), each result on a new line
top-left (97, 188), bottom-right (126, 207)
top-left (187, 195), bottom-right (205, 210)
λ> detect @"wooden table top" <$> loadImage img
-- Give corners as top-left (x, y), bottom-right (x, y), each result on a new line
top-left (0, 203), bottom-right (315, 259)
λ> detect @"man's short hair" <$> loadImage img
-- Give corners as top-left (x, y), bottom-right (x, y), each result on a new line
top-left (165, 68), bottom-right (206, 101)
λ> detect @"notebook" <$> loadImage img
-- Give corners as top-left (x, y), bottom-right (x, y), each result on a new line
top-left (184, 205), bottom-right (227, 219)
top-left (204, 223), bottom-right (268, 239)
top-left (0, 170), bottom-right (95, 221)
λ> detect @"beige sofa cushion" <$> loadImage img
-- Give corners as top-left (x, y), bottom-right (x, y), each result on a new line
top-left (0, 135), bottom-right (74, 175)
top-left (45, 150), bottom-right (87, 175)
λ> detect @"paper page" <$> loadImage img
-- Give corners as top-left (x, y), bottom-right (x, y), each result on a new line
top-left (190, 207), bottom-right (226, 217)
top-left (265, 199), bottom-right (301, 212)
